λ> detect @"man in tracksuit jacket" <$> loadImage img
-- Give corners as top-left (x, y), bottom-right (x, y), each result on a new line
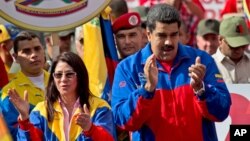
top-left (111, 4), bottom-right (231, 141)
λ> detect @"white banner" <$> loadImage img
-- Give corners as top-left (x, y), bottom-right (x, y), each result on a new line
top-left (216, 84), bottom-right (250, 141)
top-left (0, 0), bottom-right (111, 32)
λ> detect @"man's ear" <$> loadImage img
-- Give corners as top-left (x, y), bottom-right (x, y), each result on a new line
top-left (146, 28), bottom-right (151, 42)
top-left (218, 35), bottom-right (223, 44)
top-left (12, 53), bottom-right (19, 63)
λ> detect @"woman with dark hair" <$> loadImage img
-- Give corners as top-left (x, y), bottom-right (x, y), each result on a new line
top-left (8, 52), bottom-right (116, 141)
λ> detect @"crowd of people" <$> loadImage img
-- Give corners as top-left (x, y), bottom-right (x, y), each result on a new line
top-left (0, 0), bottom-right (250, 140)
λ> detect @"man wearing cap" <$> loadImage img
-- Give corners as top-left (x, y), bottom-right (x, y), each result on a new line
top-left (45, 30), bottom-right (75, 61)
top-left (212, 16), bottom-right (250, 83)
top-left (112, 12), bottom-right (144, 60)
top-left (0, 24), bottom-right (21, 79)
top-left (196, 19), bottom-right (220, 55)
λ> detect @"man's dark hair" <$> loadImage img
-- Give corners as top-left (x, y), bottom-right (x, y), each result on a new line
top-left (13, 31), bottom-right (40, 54)
top-left (146, 4), bottom-right (181, 32)
top-left (110, 0), bottom-right (128, 18)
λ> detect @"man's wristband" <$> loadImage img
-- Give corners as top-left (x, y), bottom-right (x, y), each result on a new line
top-left (194, 81), bottom-right (205, 96)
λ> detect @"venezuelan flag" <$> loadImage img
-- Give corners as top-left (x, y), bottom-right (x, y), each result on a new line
top-left (83, 7), bottom-right (118, 103)
top-left (0, 115), bottom-right (12, 141)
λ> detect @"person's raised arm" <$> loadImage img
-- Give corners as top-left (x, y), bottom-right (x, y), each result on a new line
top-left (8, 89), bottom-right (29, 121)
top-left (8, 88), bottom-right (43, 140)
top-left (182, 0), bottom-right (205, 19)
top-left (189, 56), bottom-right (231, 121)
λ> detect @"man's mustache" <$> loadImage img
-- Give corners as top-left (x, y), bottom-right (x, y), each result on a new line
top-left (161, 45), bottom-right (174, 51)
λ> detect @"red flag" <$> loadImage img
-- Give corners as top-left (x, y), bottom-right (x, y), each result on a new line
top-left (0, 58), bottom-right (8, 89)
top-left (220, 0), bottom-right (237, 17)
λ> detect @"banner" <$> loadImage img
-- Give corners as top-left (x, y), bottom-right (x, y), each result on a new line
top-left (0, 0), bottom-right (111, 32)
top-left (215, 84), bottom-right (250, 141)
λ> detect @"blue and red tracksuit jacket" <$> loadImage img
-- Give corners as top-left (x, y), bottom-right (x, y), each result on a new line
top-left (111, 43), bottom-right (231, 141)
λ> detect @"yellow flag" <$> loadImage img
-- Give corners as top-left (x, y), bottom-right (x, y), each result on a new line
top-left (0, 115), bottom-right (12, 141)
top-left (83, 17), bottom-right (108, 98)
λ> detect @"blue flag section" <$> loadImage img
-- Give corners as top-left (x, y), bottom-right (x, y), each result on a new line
top-left (100, 13), bottom-right (119, 87)
top-left (100, 10), bottom-right (119, 103)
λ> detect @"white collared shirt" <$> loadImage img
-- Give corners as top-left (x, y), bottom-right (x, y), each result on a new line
top-left (212, 49), bottom-right (250, 83)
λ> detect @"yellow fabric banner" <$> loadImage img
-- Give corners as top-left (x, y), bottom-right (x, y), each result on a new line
top-left (0, 115), bottom-right (12, 141)
top-left (83, 16), bottom-right (108, 98)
